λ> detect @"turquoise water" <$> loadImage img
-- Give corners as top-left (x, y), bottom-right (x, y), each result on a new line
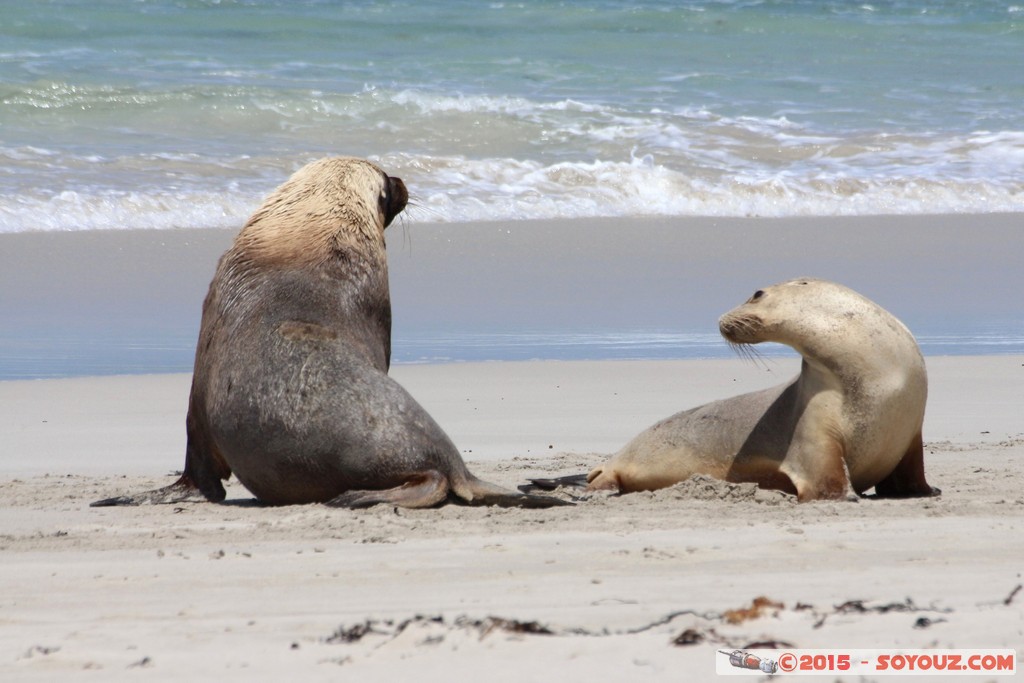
top-left (2, 0), bottom-right (1022, 231)
top-left (4, 328), bottom-right (1023, 380)
top-left (1, 1), bottom-right (1022, 377)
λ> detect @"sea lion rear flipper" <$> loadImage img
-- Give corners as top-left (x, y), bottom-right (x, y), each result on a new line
top-left (456, 474), bottom-right (574, 508)
top-left (464, 492), bottom-right (574, 508)
top-left (873, 432), bottom-right (940, 498)
top-left (326, 470), bottom-right (450, 509)
top-left (517, 473), bottom-right (589, 493)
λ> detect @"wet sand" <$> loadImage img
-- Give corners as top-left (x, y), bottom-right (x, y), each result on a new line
top-left (2, 213), bottom-right (1021, 376)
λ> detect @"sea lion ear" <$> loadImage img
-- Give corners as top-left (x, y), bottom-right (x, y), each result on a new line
top-left (380, 175), bottom-right (408, 228)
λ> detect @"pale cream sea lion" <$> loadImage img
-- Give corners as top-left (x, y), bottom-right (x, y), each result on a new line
top-left (92, 157), bottom-right (567, 509)
top-left (532, 278), bottom-right (938, 502)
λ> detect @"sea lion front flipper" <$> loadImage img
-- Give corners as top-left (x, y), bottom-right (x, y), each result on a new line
top-left (873, 432), bottom-right (940, 498)
top-left (783, 436), bottom-right (858, 503)
top-left (517, 473), bottom-right (589, 493)
top-left (326, 470), bottom-right (451, 509)
top-left (90, 418), bottom-right (229, 507)
top-left (90, 474), bottom-right (210, 507)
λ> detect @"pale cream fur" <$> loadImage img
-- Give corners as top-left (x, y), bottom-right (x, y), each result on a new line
top-left (232, 157), bottom-right (393, 266)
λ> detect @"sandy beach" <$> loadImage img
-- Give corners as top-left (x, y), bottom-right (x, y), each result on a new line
top-left (4, 1), bottom-right (1023, 677)
top-left (2, 356), bottom-right (1022, 681)
top-left (1, 216), bottom-right (1022, 681)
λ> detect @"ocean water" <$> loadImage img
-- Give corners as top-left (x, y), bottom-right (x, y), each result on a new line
top-left (2, 0), bottom-right (1023, 232)
top-left (1, 1), bottom-right (1022, 377)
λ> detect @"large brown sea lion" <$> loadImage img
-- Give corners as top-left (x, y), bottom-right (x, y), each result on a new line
top-left (92, 157), bottom-right (567, 509)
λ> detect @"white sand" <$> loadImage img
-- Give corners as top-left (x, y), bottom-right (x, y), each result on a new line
top-left (2, 356), bottom-right (1022, 681)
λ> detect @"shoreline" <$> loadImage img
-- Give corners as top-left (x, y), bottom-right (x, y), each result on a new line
top-left (2, 213), bottom-right (1022, 379)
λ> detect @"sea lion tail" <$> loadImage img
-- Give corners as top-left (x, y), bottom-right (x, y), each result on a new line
top-left (453, 474), bottom-right (575, 508)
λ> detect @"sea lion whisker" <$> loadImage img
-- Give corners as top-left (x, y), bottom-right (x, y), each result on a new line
top-left (403, 199), bottom-right (444, 221)
top-left (728, 341), bottom-right (767, 369)
top-left (401, 219), bottom-right (413, 253)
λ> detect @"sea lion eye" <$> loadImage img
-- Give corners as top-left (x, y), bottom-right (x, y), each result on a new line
top-left (749, 289), bottom-right (764, 302)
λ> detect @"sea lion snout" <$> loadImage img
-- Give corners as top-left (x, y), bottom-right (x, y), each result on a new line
top-left (718, 312), bottom-right (763, 344)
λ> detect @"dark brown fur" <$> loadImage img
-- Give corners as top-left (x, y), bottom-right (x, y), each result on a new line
top-left (92, 157), bottom-right (567, 509)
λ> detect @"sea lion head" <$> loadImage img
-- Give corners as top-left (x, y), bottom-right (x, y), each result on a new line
top-left (719, 277), bottom-right (870, 350)
top-left (720, 277), bottom-right (924, 388)
top-left (234, 157), bottom-right (407, 265)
